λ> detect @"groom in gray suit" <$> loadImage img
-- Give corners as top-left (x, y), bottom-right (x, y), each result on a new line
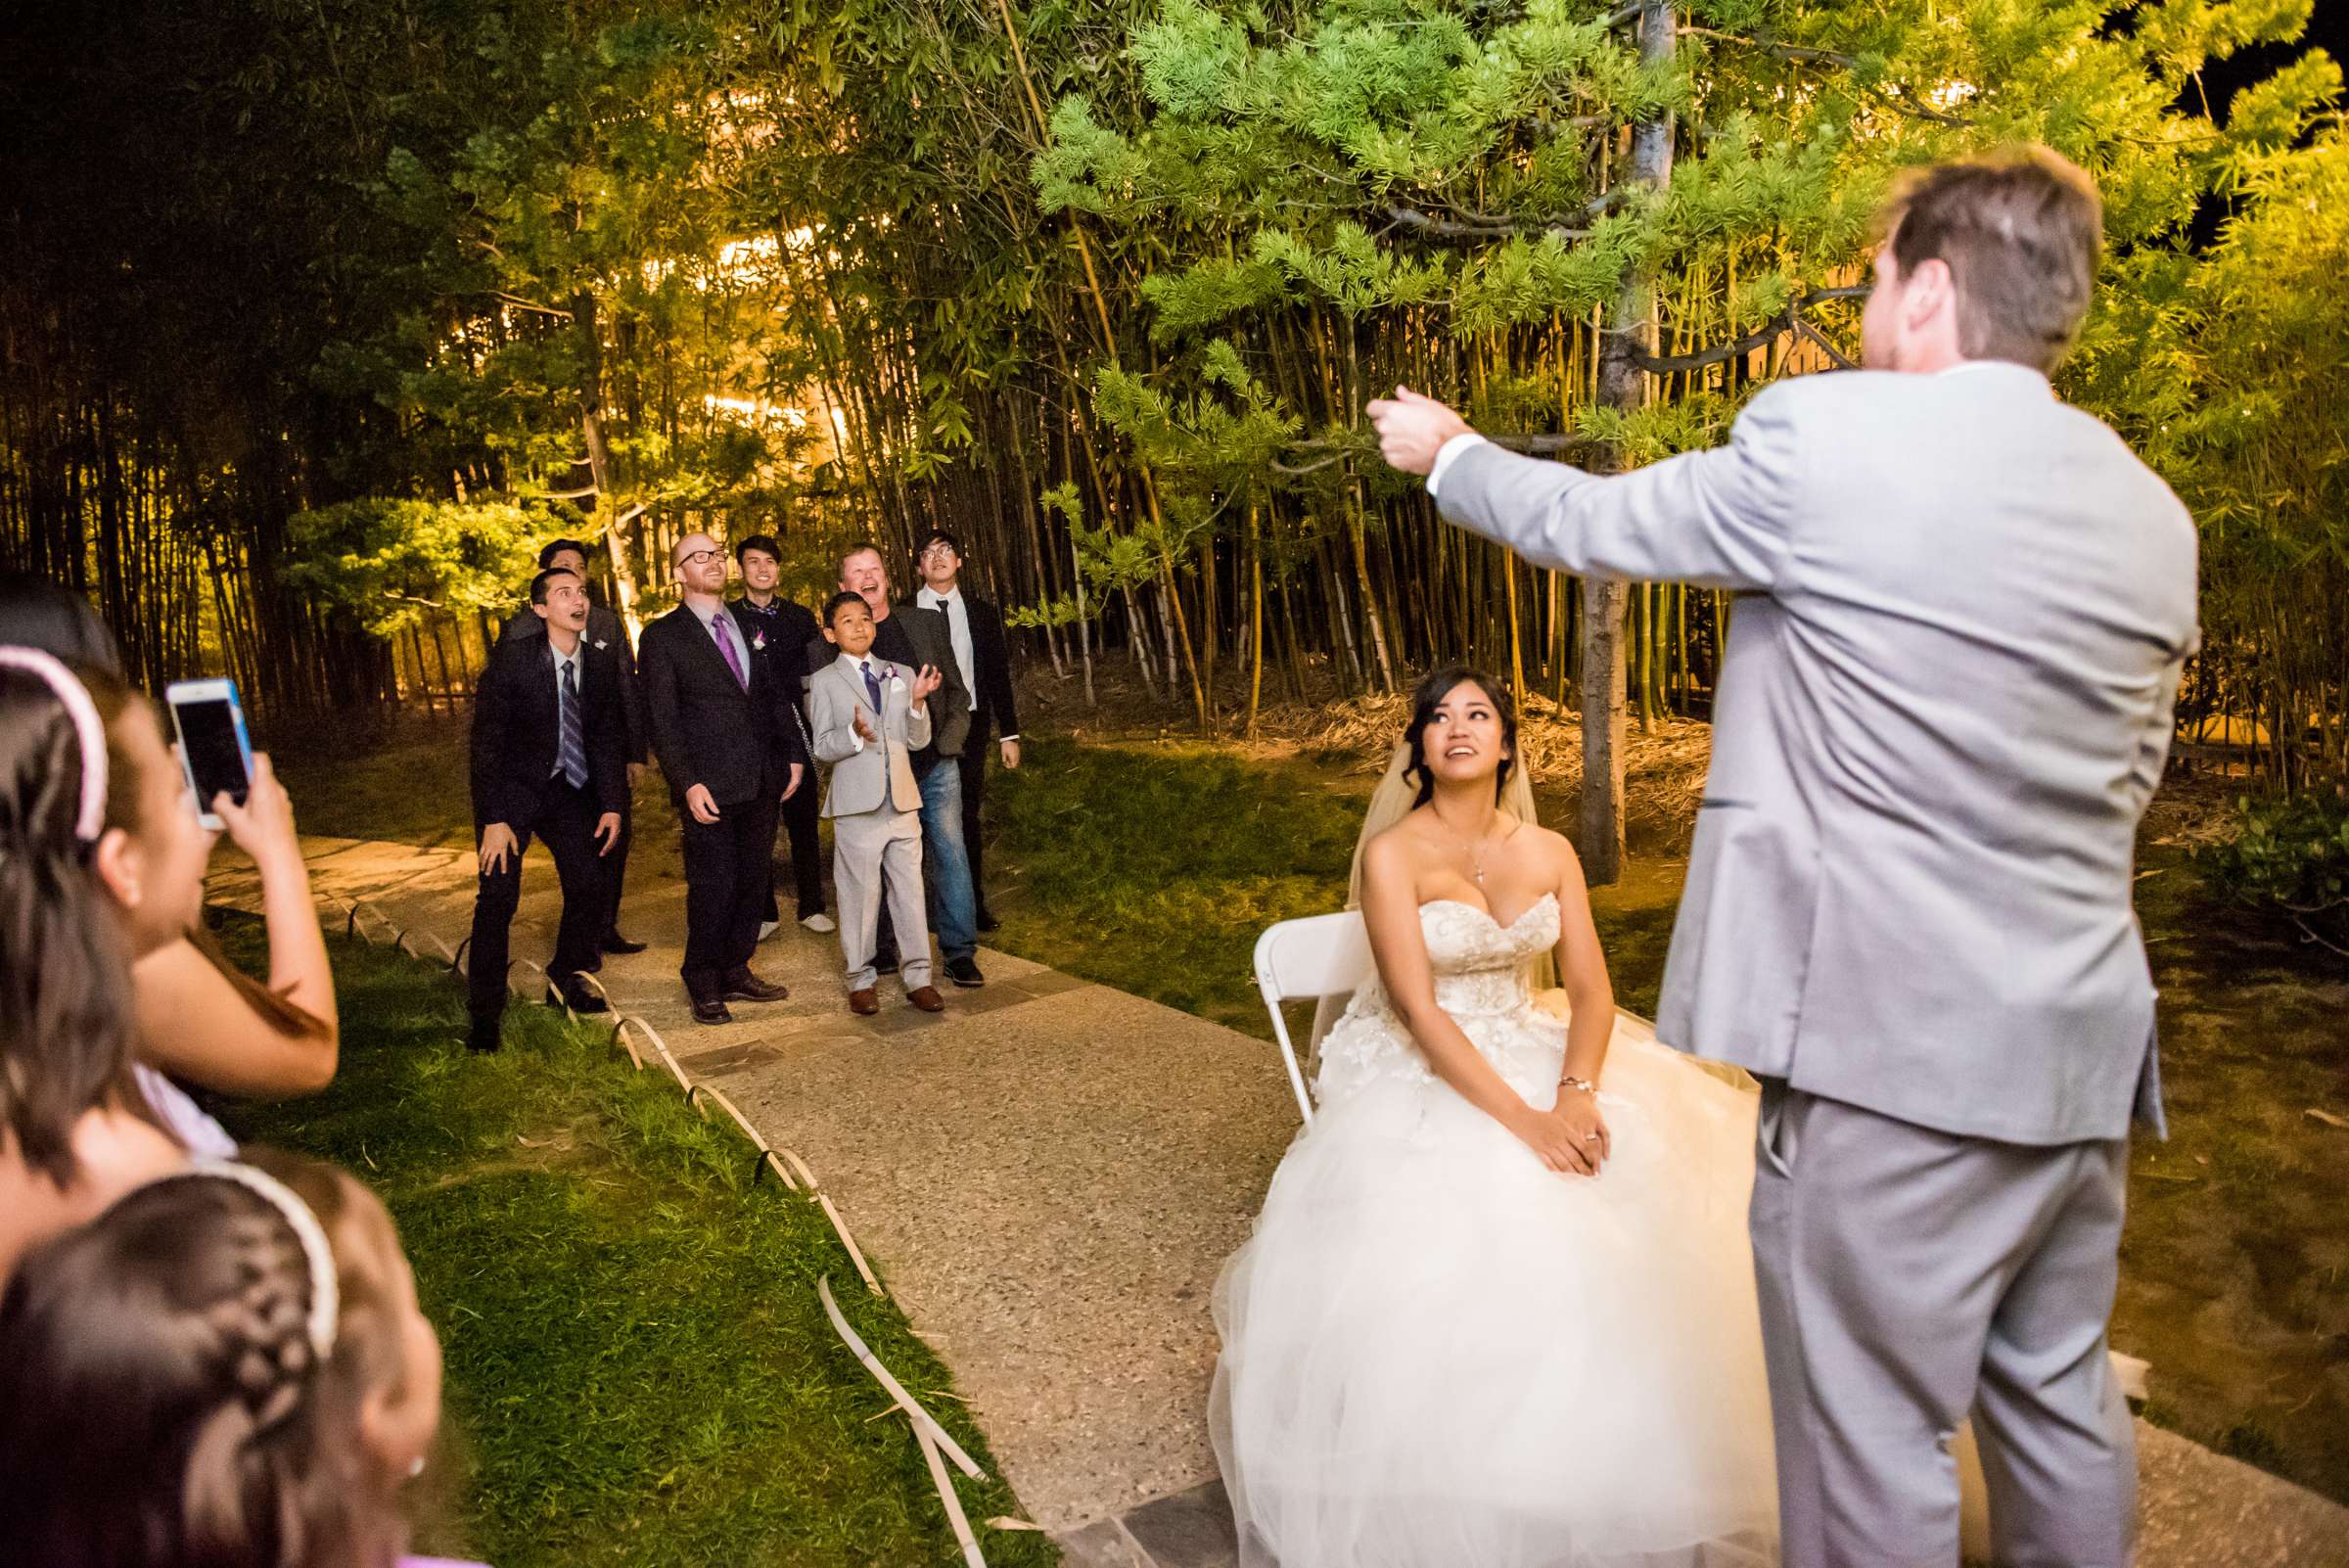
top-left (1371, 149), bottom-right (2198, 1567)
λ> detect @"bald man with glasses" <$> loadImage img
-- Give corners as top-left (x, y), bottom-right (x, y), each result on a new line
top-left (639, 532), bottom-right (807, 1024)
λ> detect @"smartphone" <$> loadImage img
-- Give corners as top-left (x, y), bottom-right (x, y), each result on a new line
top-left (165, 677), bottom-right (255, 830)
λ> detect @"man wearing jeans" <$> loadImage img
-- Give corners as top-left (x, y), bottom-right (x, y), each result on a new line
top-left (811, 543), bottom-right (983, 988)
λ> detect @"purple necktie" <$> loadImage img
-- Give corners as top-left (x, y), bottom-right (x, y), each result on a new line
top-left (711, 615), bottom-right (748, 691)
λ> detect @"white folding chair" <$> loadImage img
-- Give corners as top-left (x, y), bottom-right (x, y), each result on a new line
top-left (1252, 910), bottom-right (1375, 1126)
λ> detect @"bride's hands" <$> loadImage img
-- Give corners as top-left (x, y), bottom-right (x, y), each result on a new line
top-left (1512, 1089), bottom-right (1609, 1177)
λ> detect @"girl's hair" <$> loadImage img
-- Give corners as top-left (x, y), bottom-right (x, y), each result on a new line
top-left (0, 1149), bottom-right (419, 1568)
top-left (0, 658), bottom-right (150, 1185)
top-left (1402, 664), bottom-right (1519, 809)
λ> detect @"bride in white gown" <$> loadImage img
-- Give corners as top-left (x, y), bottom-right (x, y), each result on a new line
top-left (1212, 667), bottom-right (1779, 1568)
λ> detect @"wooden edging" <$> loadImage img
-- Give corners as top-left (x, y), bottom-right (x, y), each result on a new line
top-left (818, 1275), bottom-right (987, 1481)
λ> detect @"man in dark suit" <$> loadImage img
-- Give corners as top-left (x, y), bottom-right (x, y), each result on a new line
top-left (729, 531), bottom-right (829, 938)
top-left (499, 536), bottom-right (650, 956)
top-left (913, 529), bottom-right (1022, 933)
top-left (640, 530), bottom-right (807, 1024)
top-left (467, 567), bottom-right (629, 1053)
top-left (805, 543), bottom-right (982, 986)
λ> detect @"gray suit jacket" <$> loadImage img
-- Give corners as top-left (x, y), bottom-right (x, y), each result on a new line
top-left (1436, 362), bottom-right (2199, 1144)
top-left (808, 656), bottom-right (932, 818)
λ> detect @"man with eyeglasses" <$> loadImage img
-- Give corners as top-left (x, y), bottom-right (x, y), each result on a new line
top-left (913, 530), bottom-right (1021, 934)
top-left (639, 531), bottom-right (808, 1024)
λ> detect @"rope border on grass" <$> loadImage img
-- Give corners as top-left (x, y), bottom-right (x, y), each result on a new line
top-left (327, 897), bottom-right (1013, 1557)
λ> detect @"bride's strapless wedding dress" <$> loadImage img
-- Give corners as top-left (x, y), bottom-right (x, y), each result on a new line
top-left (1212, 894), bottom-right (1779, 1568)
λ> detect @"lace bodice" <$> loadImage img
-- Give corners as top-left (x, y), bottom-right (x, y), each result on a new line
top-left (1314, 895), bottom-right (1564, 1101)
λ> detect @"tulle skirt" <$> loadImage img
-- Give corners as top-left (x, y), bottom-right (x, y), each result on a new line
top-left (1211, 1001), bottom-right (1779, 1568)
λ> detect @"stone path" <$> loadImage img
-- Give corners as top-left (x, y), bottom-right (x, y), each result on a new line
top-left (206, 830), bottom-right (2349, 1568)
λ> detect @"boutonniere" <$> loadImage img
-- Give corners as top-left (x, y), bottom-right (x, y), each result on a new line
top-left (593, 639), bottom-right (609, 651)
top-left (886, 665), bottom-right (906, 692)
top-left (752, 631), bottom-right (766, 650)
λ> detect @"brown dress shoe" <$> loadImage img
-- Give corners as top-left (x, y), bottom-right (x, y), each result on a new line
top-left (719, 966), bottom-right (789, 1002)
top-left (906, 986), bottom-right (945, 1013)
top-left (849, 988), bottom-right (880, 1016)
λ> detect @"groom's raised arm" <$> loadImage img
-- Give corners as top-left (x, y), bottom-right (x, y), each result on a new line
top-left (1371, 385), bottom-right (1803, 591)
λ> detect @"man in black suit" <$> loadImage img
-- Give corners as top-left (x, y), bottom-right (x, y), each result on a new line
top-left (729, 531), bottom-right (829, 938)
top-left (804, 543), bottom-right (982, 986)
top-left (499, 536), bottom-right (650, 956)
top-left (640, 530), bottom-right (807, 1024)
top-left (913, 529), bottom-right (1022, 933)
top-left (466, 567), bottom-right (629, 1053)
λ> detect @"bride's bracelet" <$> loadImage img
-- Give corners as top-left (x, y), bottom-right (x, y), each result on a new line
top-left (1557, 1075), bottom-right (1598, 1096)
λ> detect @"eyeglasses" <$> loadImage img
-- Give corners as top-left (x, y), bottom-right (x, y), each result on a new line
top-left (920, 544), bottom-right (958, 561)
top-left (678, 548), bottom-right (721, 567)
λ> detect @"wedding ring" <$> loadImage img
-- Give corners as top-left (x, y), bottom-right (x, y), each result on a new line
top-left (1582, 1133), bottom-right (1599, 1142)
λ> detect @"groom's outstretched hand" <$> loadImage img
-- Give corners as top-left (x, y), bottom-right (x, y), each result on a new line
top-left (1366, 386), bottom-right (1472, 477)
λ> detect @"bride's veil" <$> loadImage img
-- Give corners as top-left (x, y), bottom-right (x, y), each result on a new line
top-left (1307, 741), bottom-right (1558, 1057)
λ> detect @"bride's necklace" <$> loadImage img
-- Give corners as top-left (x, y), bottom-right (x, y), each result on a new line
top-left (1432, 811), bottom-right (1508, 887)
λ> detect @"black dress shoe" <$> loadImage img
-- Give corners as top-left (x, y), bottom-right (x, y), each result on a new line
top-left (690, 993), bottom-right (734, 1026)
top-left (945, 956), bottom-right (985, 989)
top-left (547, 983), bottom-right (609, 1015)
top-left (600, 931), bottom-right (648, 955)
top-left (976, 910), bottom-right (1000, 934)
top-left (467, 1014), bottom-right (503, 1054)
top-left (719, 966), bottom-right (789, 1003)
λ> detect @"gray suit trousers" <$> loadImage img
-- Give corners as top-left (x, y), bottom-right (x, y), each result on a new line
top-left (1752, 1085), bottom-right (2134, 1568)
top-left (833, 806), bottom-right (930, 993)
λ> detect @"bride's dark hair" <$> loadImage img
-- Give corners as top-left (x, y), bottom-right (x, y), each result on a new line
top-left (1402, 665), bottom-right (1517, 808)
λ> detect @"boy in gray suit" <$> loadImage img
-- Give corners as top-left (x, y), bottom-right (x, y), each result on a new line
top-left (1371, 149), bottom-right (2197, 1568)
top-left (809, 592), bottom-right (946, 1016)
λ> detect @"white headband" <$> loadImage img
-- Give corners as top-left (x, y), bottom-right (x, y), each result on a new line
top-left (0, 645), bottom-right (109, 842)
top-left (186, 1159), bottom-right (341, 1360)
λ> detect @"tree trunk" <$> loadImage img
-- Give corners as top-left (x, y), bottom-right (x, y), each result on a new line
top-left (1581, 0), bottom-right (1677, 885)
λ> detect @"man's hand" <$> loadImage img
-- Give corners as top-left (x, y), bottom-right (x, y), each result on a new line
top-left (782, 762), bottom-right (805, 802)
top-left (1364, 385), bottom-right (1472, 477)
top-left (480, 822), bottom-right (520, 875)
top-left (852, 710), bottom-right (878, 747)
top-left (999, 737), bottom-right (1021, 770)
top-left (911, 663), bottom-right (943, 702)
top-left (594, 812), bottom-right (622, 854)
top-left (684, 783), bottom-right (721, 825)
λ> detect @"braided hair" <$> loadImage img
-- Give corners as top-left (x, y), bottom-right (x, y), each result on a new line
top-left (0, 1150), bottom-right (421, 1568)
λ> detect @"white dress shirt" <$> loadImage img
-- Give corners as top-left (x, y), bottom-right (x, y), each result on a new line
top-left (915, 583), bottom-right (976, 696)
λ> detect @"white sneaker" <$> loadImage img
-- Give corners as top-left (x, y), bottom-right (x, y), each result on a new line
top-left (801, 912), bottom-right (837, 934)
top-left (758, 920), bottom-right (781, 942)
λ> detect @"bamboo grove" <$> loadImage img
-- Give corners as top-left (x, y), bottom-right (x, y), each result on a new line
top-left (4, 0), bottom-right (2344, 827)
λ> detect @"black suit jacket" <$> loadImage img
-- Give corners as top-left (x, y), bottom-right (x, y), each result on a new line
top-left (639, 603), bottom-right (807, 807)
top-left (960, 593), bottom-right (1021, 744)
top-left (469, 634), bottom-right (628, 829)
top-left (500, 600), bottom-right (648, 763)
top-left (729, 594), bottom-right (820, 742)
top-left (801, 602), bottom-right (972, 769)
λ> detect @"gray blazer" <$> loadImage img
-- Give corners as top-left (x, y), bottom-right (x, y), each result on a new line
top-left (1435, 362), bottom-right (2199, 1144)
top-left (808, 656), bottom-right (932, 819)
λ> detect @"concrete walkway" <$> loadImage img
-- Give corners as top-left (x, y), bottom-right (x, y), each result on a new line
top-left (206, 829), bottom-right (2349, 1568)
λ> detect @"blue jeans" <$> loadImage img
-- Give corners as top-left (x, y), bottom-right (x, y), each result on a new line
top-left (917, 761), bottom-right (979, 962)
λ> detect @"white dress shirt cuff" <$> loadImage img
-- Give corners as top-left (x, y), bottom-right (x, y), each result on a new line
top-left (1425, 432), bottom-right (1489, 502)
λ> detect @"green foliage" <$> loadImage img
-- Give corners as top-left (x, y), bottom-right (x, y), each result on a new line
top-left (284, 500), bottom-right (548, 635)
top-left (2198, 787), bottom-right (2349, 960)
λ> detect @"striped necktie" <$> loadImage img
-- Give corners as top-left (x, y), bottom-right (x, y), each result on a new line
top-left (556, 659), bottom-right (588, 788)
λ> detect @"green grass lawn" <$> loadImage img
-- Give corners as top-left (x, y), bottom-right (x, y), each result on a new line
top-left (213, 915), bottom-right (1056, 1568)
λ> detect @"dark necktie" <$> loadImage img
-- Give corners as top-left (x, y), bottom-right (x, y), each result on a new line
top-left (711, 614), bottom-right (748, 691)
top-left (861, 660), bottom-right (884, 714)
top-left (556, 660), bottom-right (588, 788)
